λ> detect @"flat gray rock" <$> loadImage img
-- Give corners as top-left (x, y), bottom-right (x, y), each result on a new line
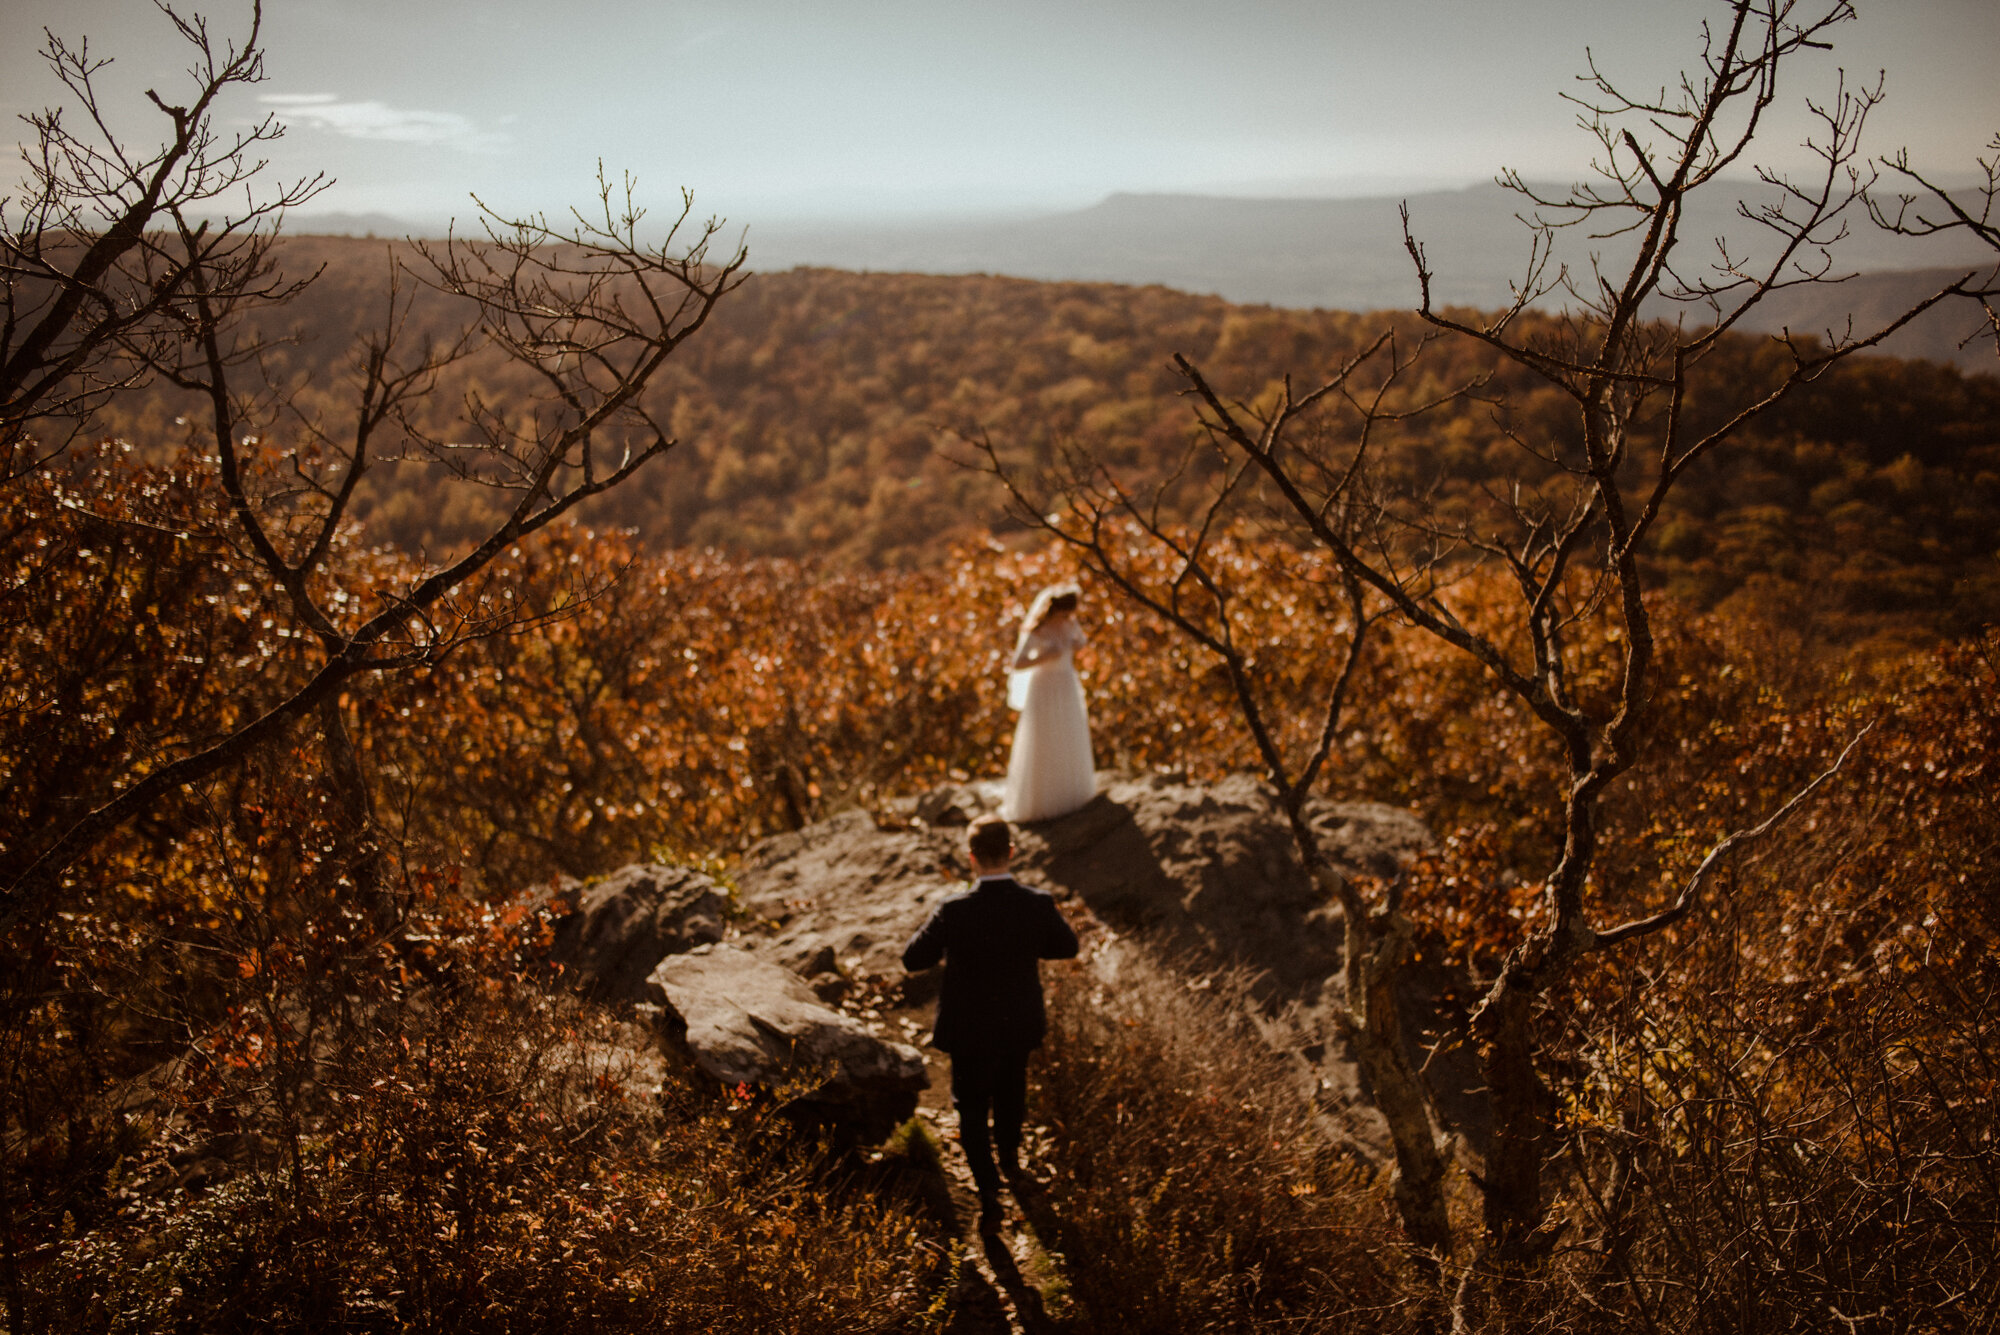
top-left (735, 810), bottom-right (970, 981)
top-left (551, 775), bottom-right (1453, 1162)
top-left (647, 945), bottom-right (927, 1140)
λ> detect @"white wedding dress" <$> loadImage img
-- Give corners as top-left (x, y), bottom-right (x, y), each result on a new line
top-left (1001, 616), bottom-right (1097, 822)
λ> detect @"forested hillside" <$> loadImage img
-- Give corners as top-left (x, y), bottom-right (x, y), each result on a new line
top-left (89, 238), bottom-right (2000, 650)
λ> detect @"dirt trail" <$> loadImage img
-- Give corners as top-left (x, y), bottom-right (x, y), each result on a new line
top-left (915, 1099), bottom-right (1068, 1335)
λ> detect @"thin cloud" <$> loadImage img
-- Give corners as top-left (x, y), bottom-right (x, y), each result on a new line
top-left (259, 94), bottom-right (509, 153)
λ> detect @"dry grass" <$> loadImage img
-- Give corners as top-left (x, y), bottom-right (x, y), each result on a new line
top-left (1026, 945), bottom-right (1405, 1334)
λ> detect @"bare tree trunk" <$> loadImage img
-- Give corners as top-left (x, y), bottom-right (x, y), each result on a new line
top-left (1472, 972), bottom-right (1548, 1258)
top-left (1320, 861), bottom-right (1454, 1259)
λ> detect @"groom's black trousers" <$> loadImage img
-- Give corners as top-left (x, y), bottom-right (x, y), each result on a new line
top-left (949, 1045), bottom-right (1029, 1197)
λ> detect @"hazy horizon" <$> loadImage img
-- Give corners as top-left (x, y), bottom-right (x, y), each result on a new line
top-left (6, 0), bottom-right (1999, 234)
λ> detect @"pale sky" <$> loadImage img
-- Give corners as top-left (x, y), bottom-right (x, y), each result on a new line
top-left (6, 0), bottom-right (1998, 227)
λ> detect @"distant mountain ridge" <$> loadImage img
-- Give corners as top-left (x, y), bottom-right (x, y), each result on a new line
top-left (286, 210), bottom-right (448, 240)
top-left (748, 185), bottom-right (1998, 369)
top-left (290, 186), bottom-right (2000, 371)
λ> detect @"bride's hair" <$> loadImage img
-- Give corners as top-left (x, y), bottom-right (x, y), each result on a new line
top-left (1023, 583), bottom-right (1081, 631)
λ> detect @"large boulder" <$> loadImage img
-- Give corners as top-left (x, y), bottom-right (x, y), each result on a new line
top-left (551, 864), bottom-right (729, 1003)
top-left (647, 945), bottom-right (928, 1141)
top-left (1017, 774), bottom-right (1433, 998)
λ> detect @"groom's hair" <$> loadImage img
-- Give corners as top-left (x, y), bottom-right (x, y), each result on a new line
top-left (968, 818), bottom-right (1012, 865)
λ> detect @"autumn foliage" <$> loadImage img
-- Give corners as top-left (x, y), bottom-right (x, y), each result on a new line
top-left (6, 415), bottom-right (1995, 1323)
top-left (9, 0), bottom-right (1999, 1315)
top-left (3, 278), bottom-right (1996, 1329)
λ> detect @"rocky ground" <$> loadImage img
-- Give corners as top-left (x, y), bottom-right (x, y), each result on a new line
top-left (546, 771), bottom-right (1463, 1329)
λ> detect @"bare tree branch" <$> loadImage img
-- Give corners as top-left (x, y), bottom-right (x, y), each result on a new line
top-left (1595, 722), bottom-right (1874, 946)
top-left (0, 1), bottom-right (329, 477)
top-left (0, 19), bottom-right (745, 922)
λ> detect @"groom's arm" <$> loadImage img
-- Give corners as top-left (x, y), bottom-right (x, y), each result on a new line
top-left (902, 902), bottom-right (951, 972)
top-left (1039, 897), bottom-right (1080, 960)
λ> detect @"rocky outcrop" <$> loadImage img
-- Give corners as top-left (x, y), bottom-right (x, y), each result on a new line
top-left (550, 864), bottom-right (728, 1003)
top-left (734, 808), bottom-right (973, 984)
top-left (647, 945), bottom-right (927, 1141)
top-left (731, 772), bottom-right (1453, 1162)
top-left (736, 773), bottom-right (1434, 1002)
top-left (542, 773), bottom-right (1454, 1160)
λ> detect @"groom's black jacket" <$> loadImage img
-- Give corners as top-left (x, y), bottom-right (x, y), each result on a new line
top-left (902, 876), bottom-right (1079, 1055)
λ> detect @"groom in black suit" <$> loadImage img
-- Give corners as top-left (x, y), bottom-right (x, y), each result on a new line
top-left (902, 816), bottom-right (1079, 1221)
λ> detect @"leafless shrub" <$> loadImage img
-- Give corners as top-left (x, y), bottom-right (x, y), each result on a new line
top-left (1444, 948), bottom-right (2000, 1335)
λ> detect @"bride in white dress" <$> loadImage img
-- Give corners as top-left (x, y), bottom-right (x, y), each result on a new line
top-left (1001, 584), bottom-right (1097, 822)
